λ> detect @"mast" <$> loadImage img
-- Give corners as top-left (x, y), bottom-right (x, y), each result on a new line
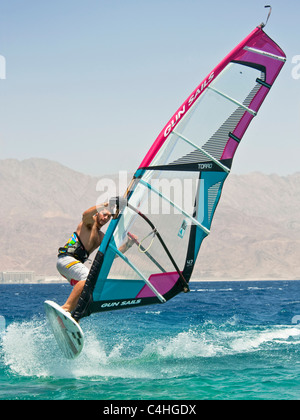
top-left (261, 5), bottom-right (272, 28)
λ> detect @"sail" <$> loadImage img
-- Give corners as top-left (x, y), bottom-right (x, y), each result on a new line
top-left (73, 25), bottom-right (286, 320)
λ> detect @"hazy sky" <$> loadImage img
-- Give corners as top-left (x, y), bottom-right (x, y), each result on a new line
top-left (0, 0), bottom-right (299, 176)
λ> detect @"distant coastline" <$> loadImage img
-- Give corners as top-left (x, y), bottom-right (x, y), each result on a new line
top-left (0, 271), bottom-right (67, 285)
top-left (0, 273), bottom-right (299, 285)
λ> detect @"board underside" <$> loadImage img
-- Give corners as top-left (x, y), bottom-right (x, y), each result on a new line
top-left (44, 300), bottom-right (84, 359)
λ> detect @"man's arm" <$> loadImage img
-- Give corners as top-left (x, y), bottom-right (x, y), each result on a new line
top-left (118, 233), bottom-right (138, 254)
top-left (82, 206), bottom-right (98, 228)
top-left (82, 203), bottom-right (108, 228)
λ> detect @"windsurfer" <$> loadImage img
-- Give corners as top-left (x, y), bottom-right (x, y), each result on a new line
top-left (56, 203), bottom-right (136, 314)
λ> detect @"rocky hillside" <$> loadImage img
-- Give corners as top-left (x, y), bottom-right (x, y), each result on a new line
top-left (0, 158), bottom-right (299, 280)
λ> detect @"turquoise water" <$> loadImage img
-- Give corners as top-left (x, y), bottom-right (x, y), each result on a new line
top-left (0, 281), bottom-right (300, 400)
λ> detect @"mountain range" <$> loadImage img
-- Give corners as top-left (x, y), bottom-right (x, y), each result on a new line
top-left (0, 158), bottom-right (299, 280)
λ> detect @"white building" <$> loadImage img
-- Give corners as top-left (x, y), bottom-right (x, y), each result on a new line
top-left (0, 271), bottom-right (35, 283)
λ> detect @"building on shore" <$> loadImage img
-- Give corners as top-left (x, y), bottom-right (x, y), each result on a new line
top-left (0, 271), bottom-right (35, 283)
top-left (0, 271), bottom-right (67, 284)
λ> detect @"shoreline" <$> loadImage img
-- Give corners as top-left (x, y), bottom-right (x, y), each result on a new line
top-left (0, 278), bottom-right (299, 285)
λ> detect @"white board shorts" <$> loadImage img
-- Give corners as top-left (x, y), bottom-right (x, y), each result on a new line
top-left (57, 255), bottom-right (89, 286)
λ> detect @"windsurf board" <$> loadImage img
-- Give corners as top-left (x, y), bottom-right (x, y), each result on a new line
top-left (44, 300), bottom-right (84, 359)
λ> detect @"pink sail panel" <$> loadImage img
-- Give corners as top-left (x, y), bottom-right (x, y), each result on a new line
top-left (136, 272), bottom-right (180, 299)
top-left (139, 26), bottom-right (286, 170)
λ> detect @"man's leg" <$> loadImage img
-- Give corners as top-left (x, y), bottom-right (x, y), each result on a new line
top-left (62, 280), bottom-right (86, 313)
top-left (57, 256), bottom-right (89, 314)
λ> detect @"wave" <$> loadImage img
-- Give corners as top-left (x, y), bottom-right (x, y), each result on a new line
top-left (1, 317), bottom-right (300, 381)
top-left (195, 288), bottom-right (234, 293)
top-left (0, 316), bottom-right (5, 338)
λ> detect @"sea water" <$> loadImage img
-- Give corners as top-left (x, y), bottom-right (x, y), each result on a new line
top-left (0, 281), bottom-right (300, 400)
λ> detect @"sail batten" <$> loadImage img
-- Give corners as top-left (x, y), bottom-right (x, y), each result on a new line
top-left (139, 178), bottom-right (211, 235)
top-left (109, 243), bottom-right (166, 303)
top-left (172, 130), bottom-right (231, 173)
top-left (243, 46), bottom-right (286, 62)
top-left (207, 86), bottom-right (257, 116)
top-left (72, 24), bottom-right (286, 320)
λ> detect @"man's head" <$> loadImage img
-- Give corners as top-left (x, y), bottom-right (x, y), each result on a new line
top-left (97, 209), bottom-right (112, 227)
